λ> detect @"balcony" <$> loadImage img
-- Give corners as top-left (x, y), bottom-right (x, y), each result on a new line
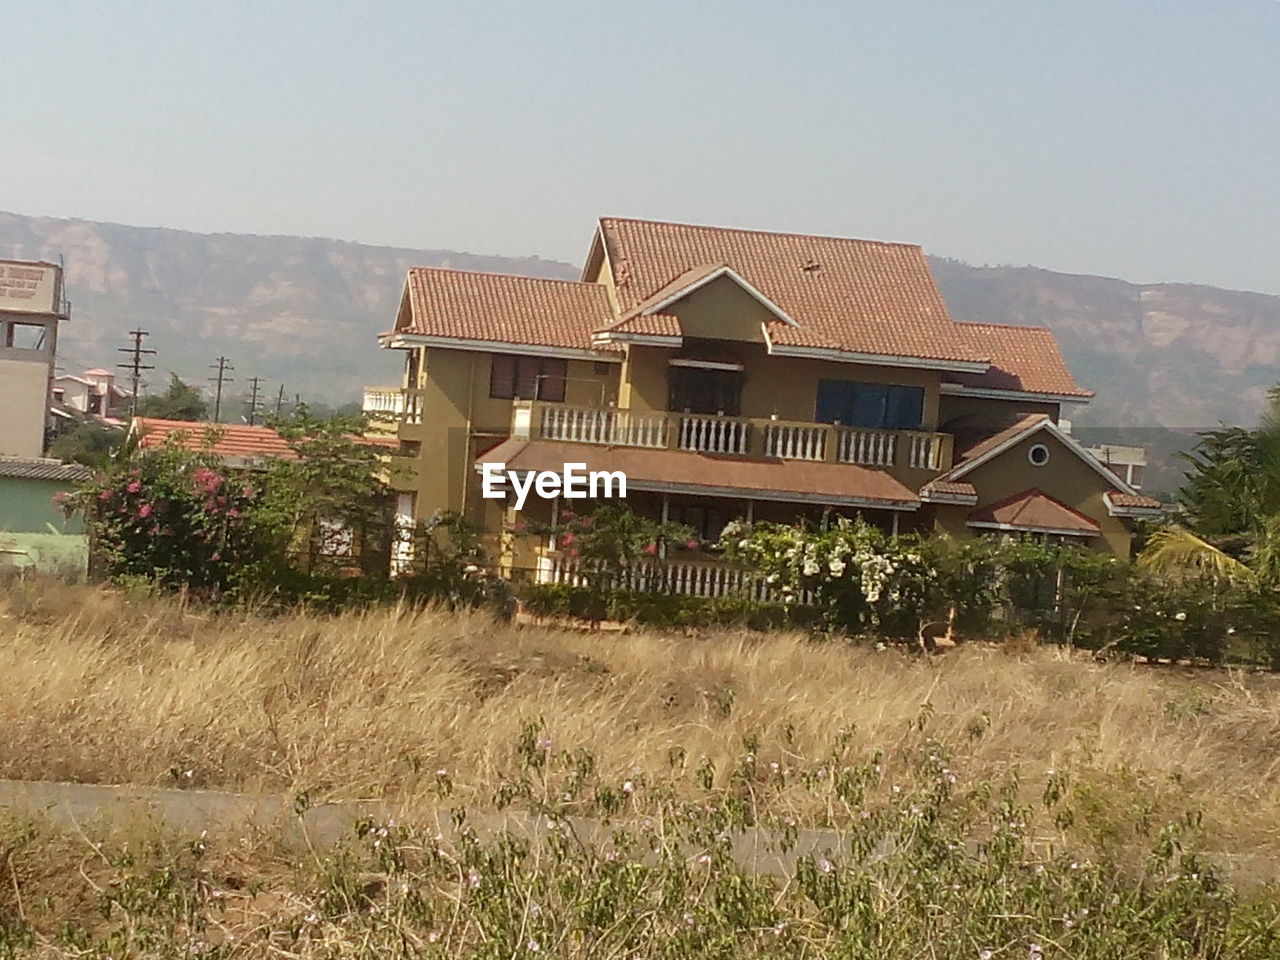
top-left (363, 387), bottom-right (424, 426)
top-left (513, 400), bottom-right (953, 477)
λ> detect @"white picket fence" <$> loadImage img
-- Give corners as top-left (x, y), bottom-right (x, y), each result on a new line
top-left (539, 553), bottom-right (811, 605)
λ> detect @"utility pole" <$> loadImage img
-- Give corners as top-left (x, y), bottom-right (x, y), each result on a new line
top-left (116, 329), bottom-right (156, 418)
top-left (246, 376), bottom-right (265, 426)
top-left (209, 356), bottom-right (234, 423)
top-left (274, 383), bottom-right (286, 417)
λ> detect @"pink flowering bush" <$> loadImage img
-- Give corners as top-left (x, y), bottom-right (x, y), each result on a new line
top-left (65, 441), bottom-right (260, 594)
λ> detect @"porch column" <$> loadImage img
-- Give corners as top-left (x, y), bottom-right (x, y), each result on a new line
top-left (891, 511), bottom-right (900, 537)
top-left (660, 493), bottom-right (670, 559)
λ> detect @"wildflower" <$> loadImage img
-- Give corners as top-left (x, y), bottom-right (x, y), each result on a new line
top-left (138, 503), bottom-right (153, 518)
top-left (436, 767), bottom-right (448, 777)
top-left (622, 780), bottom-right (635, 794)
top-left (529, 902), bottom-right (541, 916)
top-left (427, 932), bottom-right (440, 943)
top-left (769, 761), bottom-right (780, 773)
top-left (560, 532), bottom-right (576, 547)
top-left (1029, 945), bottom-right (1043, 958)
top-left (1174, 611), bottom-right (1187, 622)
top-left (126, 480), bottom-right (142, 494)
top-left (696, 853), bottom-right (712, 865)
top-left (466, 868), bottom-right (481, 888)
top-left (818, 857), bottom-right (833, 873)
top-left (536, 735), bottom-right (554, 753)
top-left (685, 538), bottom-right (700, 550)
top-left (98, 489), bottom-right (113, 501)
top-left (980, 952), bottom-right (994, 960)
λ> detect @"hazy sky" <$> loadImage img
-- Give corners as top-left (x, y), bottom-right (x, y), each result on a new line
top-left (5, 0), bottom-right (1278, 293)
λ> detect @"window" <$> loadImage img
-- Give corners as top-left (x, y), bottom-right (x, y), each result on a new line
top-left (593, 360), bottom-right (612, 376)
top-left (668, 367), bottom-right (743, 416)
top-left (489, 354), bottom-right (567, 402)
top-left (1028, 443), bottom-right (1051, 467)
top-left (815, 380), bottom-right (924, 430)
top-left (670, 503), bottom-right (735, 542)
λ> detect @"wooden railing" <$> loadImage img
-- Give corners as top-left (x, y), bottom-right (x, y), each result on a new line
top-left (510, 400), bottom-right (952, 477)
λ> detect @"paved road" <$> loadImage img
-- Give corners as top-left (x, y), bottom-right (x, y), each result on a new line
top-left (1, 779), bottom-right (1275, 887)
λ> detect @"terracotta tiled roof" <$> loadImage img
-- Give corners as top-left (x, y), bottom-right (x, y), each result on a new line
top-left (597, 217), bottom-right (988, 366)
top-left (968, 488), bottom-right (1100, 536)
top-left (132, 419), bottom-right (397, 462)
top-left (397, 267), bottom-right (617, 353)
top-left (595, 312), bottom-right (681, 338)
top-left (922, 480), bottom-right (977, 499)
top-left (477, 439), bottom-right (919, 508)
top-left (0, 457), bottom-right (93, 483)
top-left (1107, 492), bottom-right (1163, 510)
top-left (953, 414), bottom-right (1050, 464)
top-left (944, 323), bottom-right (1093, 398)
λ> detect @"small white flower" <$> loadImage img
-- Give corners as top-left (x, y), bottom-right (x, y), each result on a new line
top-left (696, 853), bottom-right (712, 865)
top-left (622, 780), bottom-right (635, 794)
top-left (1174, 611), bottom-right (1187, 622)
top-left (818, 858), bottom-right (833, 873)
top-left (527, 938), bottom-right (540, 952)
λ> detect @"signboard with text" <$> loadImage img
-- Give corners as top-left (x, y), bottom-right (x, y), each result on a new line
top-left (0, 260), bottom-right (61, 315)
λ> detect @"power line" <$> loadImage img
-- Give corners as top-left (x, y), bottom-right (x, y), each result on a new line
top-left (246, 376), bottom-right (265, 426)
top-left (209, 356), bottom-right (234, 423)
top-left (116, 329), bottom-right (156, 418)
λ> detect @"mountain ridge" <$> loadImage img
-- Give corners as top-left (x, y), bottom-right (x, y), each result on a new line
top-left (4, 210), bottom-right (1275, 493)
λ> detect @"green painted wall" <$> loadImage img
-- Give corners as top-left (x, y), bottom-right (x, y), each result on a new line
top-left (0, 476), bottom-right (85, 534)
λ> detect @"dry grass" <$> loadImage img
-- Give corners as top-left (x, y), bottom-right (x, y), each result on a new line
top-left (3, 577), bottom-right (1280, 857)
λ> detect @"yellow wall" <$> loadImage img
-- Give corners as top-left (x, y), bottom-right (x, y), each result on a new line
top-left (397, 347), bottom-right (620, 522)
top-left (0, 357), bottom-right (49, 458)
top-left (941, 430), bottom-right (1133, 558)
top-left (621, 340), bottom-right (941, 428)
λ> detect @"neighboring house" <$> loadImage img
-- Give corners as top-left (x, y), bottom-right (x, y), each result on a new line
top-left (0, 457), bottom-right (92, 575)
top-left (0, 259), bottom-right (66, 458)
top-left (51, 367), bottom-right (133, 429)
top-left (128, 417), bottom-right (399, 569)
top-left (365, 217), bottom-right (1162, 590)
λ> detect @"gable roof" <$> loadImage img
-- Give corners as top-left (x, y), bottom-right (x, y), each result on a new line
top-left (386, 267), bottom-right (618, 357)
top-left (594, 217), bottom-right (989, 370)
top-left (968, 488), bottom-right (1101, 537)
top-left (938, 413), bottom-right (1140, 496)
top-left (943, 322), bottom-right (1093, 400)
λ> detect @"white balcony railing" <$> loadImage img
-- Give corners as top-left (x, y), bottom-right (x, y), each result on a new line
top-left (764, 422), bottom-right (827, 461)
top-left (836, 427), bottom-right (897, 467)
top-left (540, 405), bottom-right (669, 448)
top-left (677, 414), bottom-right (751, 455)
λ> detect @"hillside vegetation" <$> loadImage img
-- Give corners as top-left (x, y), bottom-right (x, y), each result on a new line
top-left (4, 211), bottom-right (1278, 492)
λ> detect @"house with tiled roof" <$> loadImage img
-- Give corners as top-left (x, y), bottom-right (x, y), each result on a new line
top-left (366, 217), bottom-right (1160, 587)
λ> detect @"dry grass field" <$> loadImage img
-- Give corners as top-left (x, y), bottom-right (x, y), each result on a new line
top-left (3, 576), bottom-right (1280, 862)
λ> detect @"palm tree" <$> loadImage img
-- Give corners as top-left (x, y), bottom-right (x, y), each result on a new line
top-left (1142, 386), bottom-right (1280, 582)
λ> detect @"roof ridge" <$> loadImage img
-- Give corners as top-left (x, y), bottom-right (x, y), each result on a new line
top-left (955, 320), bottom-right (1055, 333)
top-left (407, 265), bottom-right (602, 288)
top-left (598, 216), bottom-right (924, 252)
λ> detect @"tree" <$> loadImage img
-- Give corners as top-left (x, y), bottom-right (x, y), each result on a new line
top-left (135, 374), bottom-right (208, 421)
top-left (48, 419), bottom-right (123, 469)
top-left (1143, 385), bottom-right (1280, 583)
